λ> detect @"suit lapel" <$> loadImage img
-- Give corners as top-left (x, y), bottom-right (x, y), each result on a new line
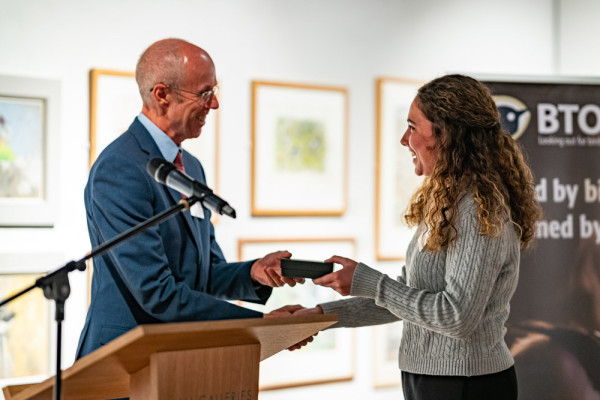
top-left (129, 119), bottom-right (204, 256)
top-left (178, 151), bottom-right (207, 269)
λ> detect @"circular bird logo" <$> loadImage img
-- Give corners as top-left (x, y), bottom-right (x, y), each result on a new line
top-left (493, 95), bottom-right (531, 140)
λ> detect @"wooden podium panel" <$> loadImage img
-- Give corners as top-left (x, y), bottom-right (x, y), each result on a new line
top-left (3, 315), bottom-right (336, 400)
top-left (130, 344), bottom-right (260, 400)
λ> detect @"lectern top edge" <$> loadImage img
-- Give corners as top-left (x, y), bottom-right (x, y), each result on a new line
top-left (2, 314), bottom-right (339, 400)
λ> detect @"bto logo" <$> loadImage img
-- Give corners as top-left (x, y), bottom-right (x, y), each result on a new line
top-left (493, 95), bottom-right (531, 140)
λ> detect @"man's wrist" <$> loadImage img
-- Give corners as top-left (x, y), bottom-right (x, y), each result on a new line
top-left (249, 259), bottom-right (260, 282)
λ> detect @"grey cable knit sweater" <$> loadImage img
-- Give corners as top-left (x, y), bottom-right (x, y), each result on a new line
top-left (320, 195), bottom-right (520, 376)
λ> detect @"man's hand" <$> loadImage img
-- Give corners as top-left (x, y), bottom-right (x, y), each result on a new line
top-left (288, 334), bottom-right (317, 351)
top-left (312, 255), bottom-right (357, 296)
top-left (264, 305), bottom-right (324, 351)
top-left (288, 306), bottom-right (323, 350)
top-left (250, 250), bottom-right (304, 287)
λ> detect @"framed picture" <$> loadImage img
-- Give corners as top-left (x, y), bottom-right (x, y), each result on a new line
top-left (251, 81), bottom-right (348, 216)
top-left (238, 238), bottom-right (356, 389)
top-left (375, 77), bottom-right (424, 260)
top-left (0, 253), bottom-right (62, 388)
top-left (372, 321), bottom-right (403, 388)
top-left (88, 69), bottom-right (220, 191)
top-left (0, 75), bottom-right (60, 227)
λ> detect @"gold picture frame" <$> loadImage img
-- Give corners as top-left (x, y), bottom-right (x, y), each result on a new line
top-left (251, 81), bottom-right (348, 216)
top-left (375, 77), bottom-right (424, 260)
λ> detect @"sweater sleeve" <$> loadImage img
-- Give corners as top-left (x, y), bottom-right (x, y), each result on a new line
top-left (318, 266), bottom-right (406, 328)
top-left (320, 297), bottom-right (400, 328)
top-left (349, 196), bottom-right (516, 339)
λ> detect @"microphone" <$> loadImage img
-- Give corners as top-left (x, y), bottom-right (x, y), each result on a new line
top-left (146, 158), bottom-right (236, 218)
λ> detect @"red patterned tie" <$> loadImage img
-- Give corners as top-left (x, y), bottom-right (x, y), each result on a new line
top-left (173, 151), bottom-right (186, 198)
top-left (174, 150), bottom-right (185, 172)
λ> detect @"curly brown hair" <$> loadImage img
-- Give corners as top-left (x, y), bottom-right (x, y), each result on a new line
top-left (404, 74), bottom-right (541, 250)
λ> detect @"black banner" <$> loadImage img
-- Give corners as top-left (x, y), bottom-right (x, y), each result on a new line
top-left (486, 80), bottom-right (600, 400)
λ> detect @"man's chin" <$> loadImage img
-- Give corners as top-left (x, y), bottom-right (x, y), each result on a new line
top-left (189, 127), bottom-right (203, 139)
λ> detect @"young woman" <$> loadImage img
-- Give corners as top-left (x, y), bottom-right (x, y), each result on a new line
top-left (274, 74), bottom-right (542, 400)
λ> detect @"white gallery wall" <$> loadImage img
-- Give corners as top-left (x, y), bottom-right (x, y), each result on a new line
top-left (1, 0), bottom-right (597, 398)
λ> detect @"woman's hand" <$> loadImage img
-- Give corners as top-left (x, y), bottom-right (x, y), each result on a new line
top-left (313, 255), bottom-right (358, 296)
top-left (263, 304), bottom-right (305, 318)
top-left (292, 306), bottom-right (324, 316)
top-left (263, 305), bottom-right (324, 350)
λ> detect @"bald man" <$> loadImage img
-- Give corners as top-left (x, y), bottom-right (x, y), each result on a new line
top-left (76, 38), bottom-right (298, 359)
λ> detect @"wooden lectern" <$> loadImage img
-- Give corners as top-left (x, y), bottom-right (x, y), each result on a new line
top-left (2, 314), bottom-right (336, 400)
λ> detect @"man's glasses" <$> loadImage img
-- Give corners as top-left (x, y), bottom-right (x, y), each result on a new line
top-left (150, 83), bottom-right (219, 104)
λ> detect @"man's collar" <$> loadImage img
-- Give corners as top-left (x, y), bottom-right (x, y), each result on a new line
top-left (137, 112), bottom-right (180, 162)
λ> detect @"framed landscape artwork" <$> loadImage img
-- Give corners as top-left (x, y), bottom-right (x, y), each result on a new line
top-left (251, 81), bottom-right (348, 216)
top-left (0, 252), bottom-right (63, 388)
top-left (0, 75), bottom-right (60, 227)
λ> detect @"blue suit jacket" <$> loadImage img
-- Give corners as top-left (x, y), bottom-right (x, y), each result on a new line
top-left (76, 118), bottom-right (270, 359)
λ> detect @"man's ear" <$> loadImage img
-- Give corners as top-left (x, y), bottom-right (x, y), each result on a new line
top-left (151, 84), bottom-right (170, 107)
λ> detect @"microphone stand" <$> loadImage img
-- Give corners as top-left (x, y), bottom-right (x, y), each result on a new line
top-left (0, 196), bottom-right (199, 400)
